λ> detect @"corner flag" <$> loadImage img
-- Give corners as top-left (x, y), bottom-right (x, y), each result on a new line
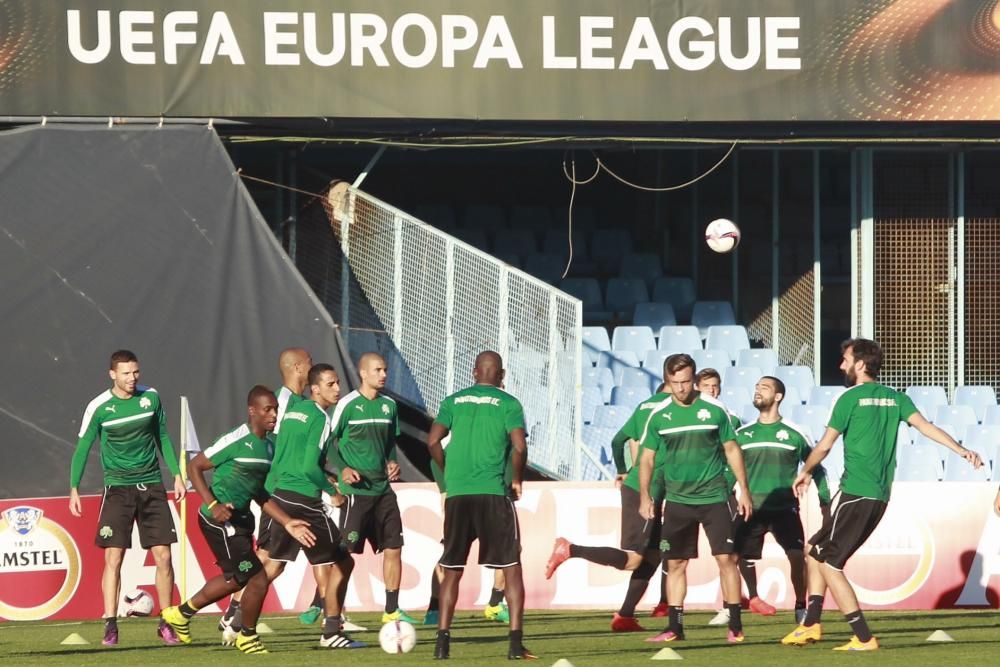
top-left (178, 396), bottom-right (202, 598)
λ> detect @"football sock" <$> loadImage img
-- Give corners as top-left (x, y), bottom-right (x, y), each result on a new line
top-left (428, 571), bottom-right (441, 611)
top-left (386, 590), bottom-right (400, 614)
top-left (618, 559), bottom-right (657, 617)
top-left (803, 594), bottom-right (824, 626)
top-left (739, 559), bottom-right (758, 598)
top-left (668, 606), bottom-right (684, 635)
top-left (311, 588), bottom-right (322, 608)
top-left (240, 625), bottom-right (256, 637)
top-left (846, 610), bottom-right (873, 642)
top-left (795, 600), bottom-right (806, 611)
top-left (178, 600), bottom-right (200, 618)
top-left (322, 615), bottom-right (343, 638)
top-left (726, 603), bottom-right (743, 633)
top-left (489, 588), bottom-right (505, 606)
top-left (658, 570), bottom-right (668, 604)
top-left (104, 617), bottom-right (117, 628)
top-left (568, 545), bottom-right (629, 569)
top-left (508, 629), bottom-right (523, 651)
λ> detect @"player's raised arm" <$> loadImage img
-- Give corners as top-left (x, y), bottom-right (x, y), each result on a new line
top-left (907, 411), bottom-right (982, 468)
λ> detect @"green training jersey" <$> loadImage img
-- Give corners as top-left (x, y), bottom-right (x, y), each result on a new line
top-left (328, 390), bottom-right (399, 496)
top-left (274, 386), bottom-right (306, 435)
top-left (200, 423), bottom-right (274, 518)
top-left (611, 392), bottom-right (671, 501)
top-left (720, 410), bottom-right (742, 490)
top-left (736, 419), bottom-right (831, 511)
top-left (434, 384), bottom-right (525, 497)
top-left (828, 382), bottom-right (917, 502)
top-left (265, 400), bottom-right (335, 498)
top-left (639, 393), bottom-right (737, 505)
top-left (71, 386), bottom-right (180, 488)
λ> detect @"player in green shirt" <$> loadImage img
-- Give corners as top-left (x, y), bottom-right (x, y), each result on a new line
top-left (735, 376), bottom-right (831, 623)
top-left (783, 338), bottom-right (982, 651)
top-left (638, 354), bottom-right (753, 644)
top-left (160, 386), bottom-right (315, 654)
top-left (428, 351), bottom-right (534, 661)
top-left (327, 352), bottom-right (415, 623)
top-left (545, 384), bottom-right (671, 632)
top-left (68, 349), bottom-right (186, 647)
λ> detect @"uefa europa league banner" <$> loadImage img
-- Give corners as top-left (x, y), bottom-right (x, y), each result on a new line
top-left (2, 482), bottom-right (1000, 621)
top-left (1, 1), bottom-right (999, 121)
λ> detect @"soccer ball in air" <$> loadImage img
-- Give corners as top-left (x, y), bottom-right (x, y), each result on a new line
top-left (705, 218), bottom-right (741, 253)
top-left (379, 620), bottom-right (417, 654)
top-left (123, 589), bottom-right (154, 617)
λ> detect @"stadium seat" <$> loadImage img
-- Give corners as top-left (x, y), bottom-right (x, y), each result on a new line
top-left (691, 348), bottom-right (732, 371)
top-left (785, 409), bottom-right (825, 443)
top-left (633, 302), bottom-right (677, 332)
top-left (692, 301), bottom-right (737, 335)
top-left (964, 426), bottom-right (1000, 467)
top-left (641, 349), bottom-right (669, 374)
top-left (895, 457), bottom-right (943, 482)
top-left (720, 386), bottom-right (751, 409)
top-left (592, 404), bottom-right (632, 432)
top-left (705, 325), bottom-right (751, 358)
top-left (590, 229), bottom-right (633, 272)
top-left (985, 405), bottom-right (1000, 426)
top-left (493, 229), bottom-right (538, 256)
top-left (779, 386), bottom-right (803, 406)
top-left (652, 276), bottom-right (697, 322)
top-left (618, 366), bottom-right (657, 392)
top-left (736, 348), bottom-right (779, 372)
top-left (611, 385), bottom-right (647, 410)
top-left (494, 252), bottom-right (521, 268)
top-left (582, 366), bottom-right (614, 403)
top-left (453, 227), bottom-right (490, 250)
top-left (954, 385), bottom-right (997, 423)
top-left (658, 325), bottom-right (702, 353)
top-left (542, 228), bottom-right (588, 259)
top-left (462, 203), bottom-right (506, 230)
top-left (581, 326), bottom-right (611, 365)
top-left (509, 205), bottom-right (553, 234)
top-left (739, 403), bottom-right (758, 425)
top-left (773, 365), bottom-right (817, 402)
top-left (619, 252), bottom-right (663, 284)
top-left (905, 385), bottom-right (949, 417)
top-left (561, 278), bottom-right (612, 322)
top-left (605, 278), bottom-right (649, 319)
top-left (524, 253), bottom-right (565, 285)
top-left (895, 422), bottom-right (913, 448)
top-left (552, 204), bottom-right (598, 231)
top-left (933, 405), bottom-right (979, 431)
top-left (912, 431), bottom-right (960, 464)
top-left (722, 365), bottom-right (762, 391)
top-left (809, 385), bottom-right (846, 408)
top-left (611, 326), bottom-right (657, 354)
top-left (821, 437), bottom-right (845, 480)
top-left (597, 350), bottom-right (641, 385)
top-left (412, 204), bottom-right (457, 230)
top-left (943, 453), bottom-right (991, 482)
top-left (581, 385), bottom-right (603, 424)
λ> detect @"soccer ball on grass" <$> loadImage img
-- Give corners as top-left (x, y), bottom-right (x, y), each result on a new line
top-left (379, 620), bottom-right (417, 654)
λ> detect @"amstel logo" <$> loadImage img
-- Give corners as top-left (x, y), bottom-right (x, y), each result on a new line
top-left (848, 504), bottom-right (935, 606)
top-left (0, 506), bottom-right (81, 620)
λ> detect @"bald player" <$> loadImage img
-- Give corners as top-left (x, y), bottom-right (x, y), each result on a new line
top-left (428, 351), bottom-right (533, 660)
top-left (328, 352), bottom-right (413, 623)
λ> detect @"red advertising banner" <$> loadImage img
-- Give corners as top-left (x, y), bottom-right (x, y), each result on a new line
top-left (2, 482), bottom-right (999, 621)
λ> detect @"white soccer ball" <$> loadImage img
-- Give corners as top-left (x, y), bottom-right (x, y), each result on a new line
top-left (705, 218), bottom-right (741, 253)
top-left (123, 589), bottom-right (154, 617)
top-left (378, 620), bottom-right (417, 654)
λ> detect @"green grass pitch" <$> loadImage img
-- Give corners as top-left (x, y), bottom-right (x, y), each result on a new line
top-left (3, 609), bottom-right (999, 665)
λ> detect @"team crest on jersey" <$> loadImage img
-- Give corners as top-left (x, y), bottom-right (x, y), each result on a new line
top-left (139, 396), bottom-right (152, 409)
top-left (381, 404), bottom-right (390, 415)
top-left (776, 429), bottom-right (790, 441)
top-left (697, 409), bottom-right (711, 421)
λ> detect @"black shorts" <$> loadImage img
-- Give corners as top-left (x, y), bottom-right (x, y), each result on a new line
top-left (256, 515), bottom-right (273, 553)
top-left (660, 496), bottom-right (739, 559)
top-left (735, 507), bottom-right (805, 560)
top-left (340, 492), bottom-right (404, 554)
top-left (95, 483), bottom-right (177, 549)
top-left (620, 486), bottom-right (661, 553)
top-left (199, 510), bottom-right (263, 586)
top-left (808, 492), bottom-right (887, 570)
top-left (440, 494), bottom-right (521, 569)
top-left (266, 489), bottom-right (349, 565)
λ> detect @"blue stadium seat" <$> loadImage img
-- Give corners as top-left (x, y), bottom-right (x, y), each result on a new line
top-left (493, 230), bottom-right (538, 256)
top-left (412, 204), bottom-right (457, 231)
top-left (462, 204), bottom-right (506, 230)
top-left (964, 426), bottom-right (1000, 467)
top-left (590, 229), bottom-right (633, 272)
top-left (943, 453), bottom-right (991, 482)
top-left (618, 366), bottom-right (657, 392)
top-left (954, 385), bottom-right (997, 423)
top-left (779, 386), bottom-right (803, 406)
top-left (561, 278), bottom-right (612, 322)
top-left (597, 350), bottom-right (641, 385)
top-left (509, 205), bottom-right (553, 234)
top-left (934, 405), bottom-right (979, 431)
top-left (809, 385), bottom-right (846, 408)
top-left (611, 385), bottom-right (647, 410)
top-left (985, 405), bottom-right (1000, 426)
top-left (720, 386), bottom-right (751, 409)
top-left (494, 253), bottom-right (521, 268)
top-left (692, 301), bottom-right (737, 335)
top-left (737, 348), bottom-right (779, 372)
top-left (606, 278), bottom-right (649, 320)
top-left (612, 326), bottom-right (657, 354)
top-left (552, 205), bottom-right (598, 231)
top-left (896, 456), bottom-right (943, 482)
top-left (785, 411), bottom-right (824, 443)
top-left (633, 302), bottom-right (677, 332)
top-left (542, 228), bottom-right (588, 259)
top-left (705, 325), bottom-right (751, 357)
top-left (582, 366), bottom-right (614, 403)
top-left (658, 325), bottom-right (702, 353)
top-left (581, 385), bottom-right (603, 425)
top-left (524, 253), bottom-right (565, 285)
top-left (895, 422), bottom-right (913, 448)
top-left (454, 227), bottom-right (490, 250)
top-left (773, 365), bottom-right (817, 401)
top-left (652, 276), bottom-right (697, 322)
top-left (905, 385), bottom-right (949, 417)
top-left (581, 326), bottom-right (610, 365)
top-left (912, 430), bottom-right (960, 464)
top-left (739, 403), bottom-right (758, 425)
top-left (821, 437), bottom-right (845, 480)
top-left (691, 348), bottom-right (732, 371)
top-left (641, 350), bottom-right (668, 374)
top-left (593, 405), bottom-right (632, 432)
top-left (723, 365), bottom-right (762, 391)
top-left (619, 252), bottom-right (663, 284)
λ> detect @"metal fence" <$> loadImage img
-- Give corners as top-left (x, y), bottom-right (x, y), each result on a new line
top-left (297, 185), bottom-right (585, 479)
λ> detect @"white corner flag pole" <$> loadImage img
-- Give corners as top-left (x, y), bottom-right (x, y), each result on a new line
top-left (179, 396), bottom-right (189, 600)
